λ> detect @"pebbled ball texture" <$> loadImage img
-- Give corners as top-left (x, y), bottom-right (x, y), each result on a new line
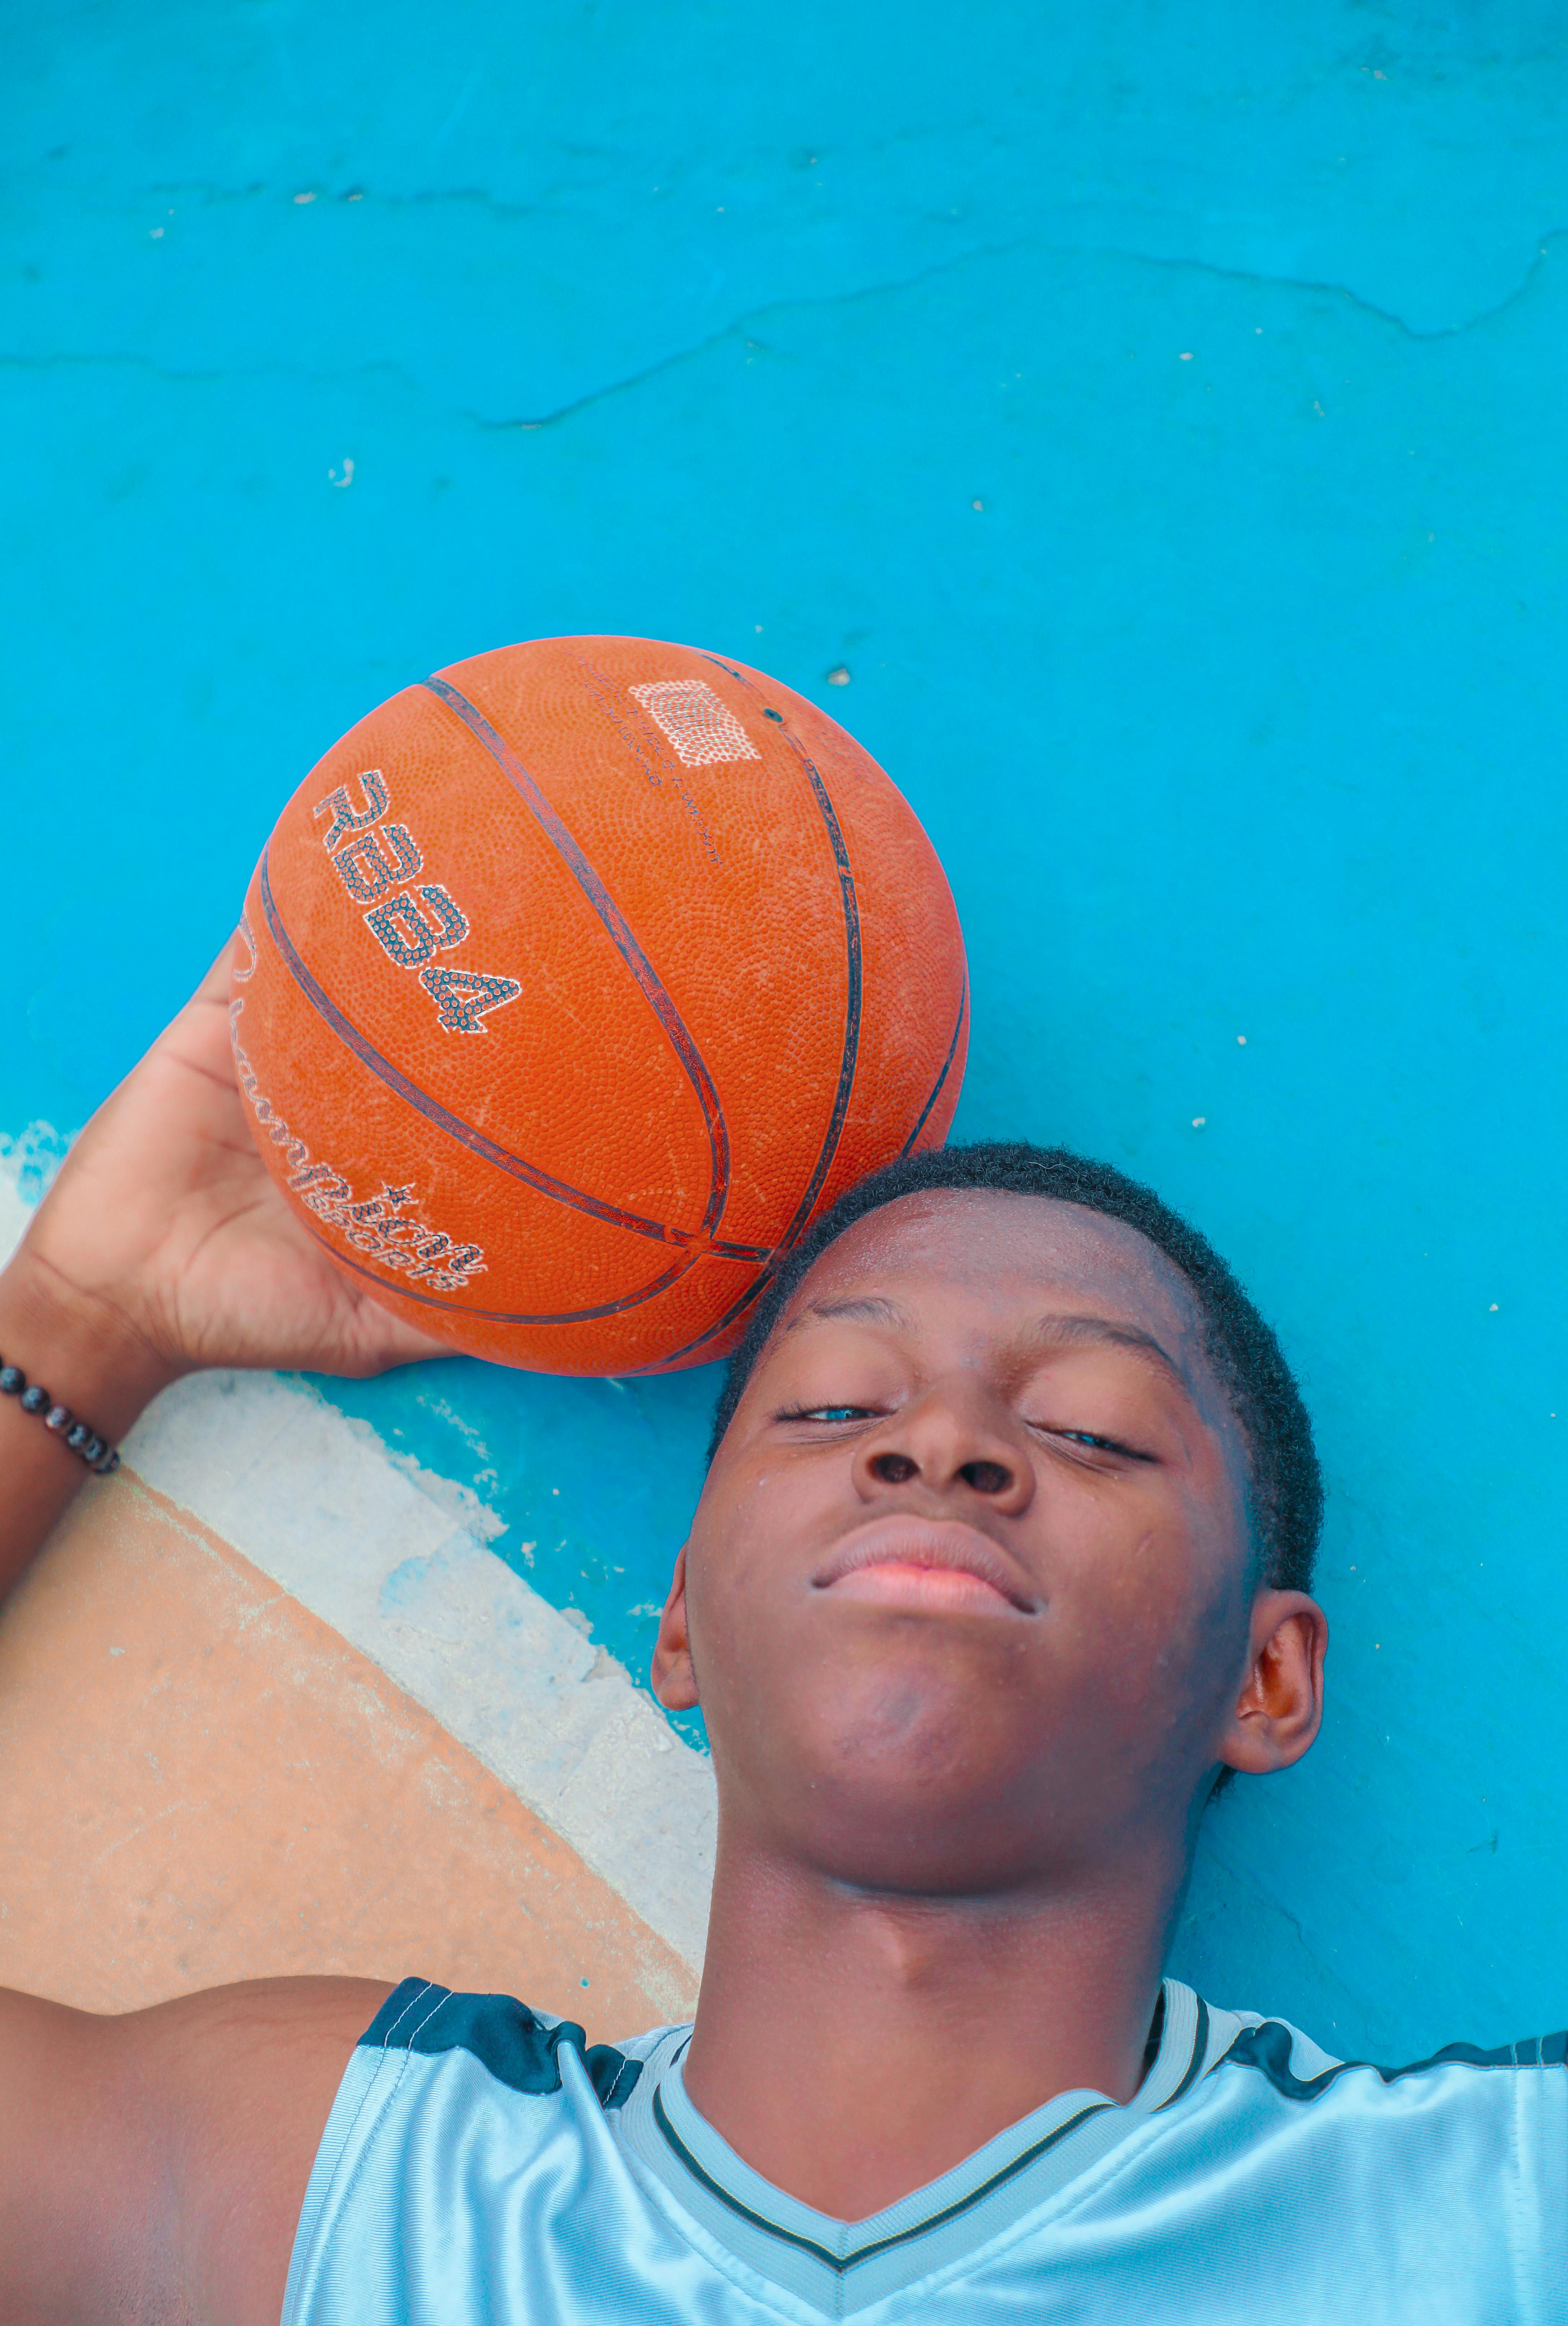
top-left (234, 636), bottom-right (968, 1374)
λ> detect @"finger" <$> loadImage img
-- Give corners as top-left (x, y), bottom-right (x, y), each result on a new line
top-left (365, 1318), bottom-right (459, 1367)
top-left (161, 933), bottom-right (256, 1091)
top-left (191, 929), bottom-right (245, 1011)
top-left (343, 1288), bottom-right (458, 1372)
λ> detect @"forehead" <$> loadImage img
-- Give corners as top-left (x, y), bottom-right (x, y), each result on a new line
top-left (782, 1189), bottom-right (1206, 1353)
top-left (761, 1189), bottom-right (1245, 1458)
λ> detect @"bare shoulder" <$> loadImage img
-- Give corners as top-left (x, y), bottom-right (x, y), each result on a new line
top-left (0, 1973), bottom-right (393, 2326)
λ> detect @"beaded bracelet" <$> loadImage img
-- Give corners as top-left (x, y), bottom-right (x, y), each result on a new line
top-left (0, 1355), bottom-right (121, 1474)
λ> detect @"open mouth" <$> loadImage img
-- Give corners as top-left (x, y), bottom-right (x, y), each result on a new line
top-left (812, 1518), bottom-right (1041, 1615)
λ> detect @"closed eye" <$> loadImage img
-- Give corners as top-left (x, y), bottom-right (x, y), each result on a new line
top-left (776, 1404), bottom-right (880, 1424)
top-left (1033, 1424), bottom-right (1155, 1461)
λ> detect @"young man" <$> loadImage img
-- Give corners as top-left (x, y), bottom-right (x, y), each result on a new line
top-left (0, 953), bottom-right (1559, 2325)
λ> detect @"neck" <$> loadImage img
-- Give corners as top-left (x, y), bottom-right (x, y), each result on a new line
top-left (681, 1822), bottom-right (1186, 2220)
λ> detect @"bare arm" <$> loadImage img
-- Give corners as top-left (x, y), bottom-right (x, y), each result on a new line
top-left (0, 942), bottom-right (449, 2317)
top-left (0, 1978), bottom-right (392, 2326)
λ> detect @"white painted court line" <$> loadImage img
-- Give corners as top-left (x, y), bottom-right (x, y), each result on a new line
top-left (0, 1140), bottom-right (716, 1973)
top-left (125, 1373), bottom-right (715, 1968)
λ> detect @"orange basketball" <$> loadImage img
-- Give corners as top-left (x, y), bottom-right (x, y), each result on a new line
top-left (231, 637), bottom-right (968, 1374)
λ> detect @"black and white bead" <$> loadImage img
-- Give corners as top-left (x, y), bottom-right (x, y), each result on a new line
top-left (0, 1359), bottom-right (120, 1473)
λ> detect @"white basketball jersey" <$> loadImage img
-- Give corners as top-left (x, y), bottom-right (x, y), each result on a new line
top-left (282, 1975), bottom-right (1565, 2324)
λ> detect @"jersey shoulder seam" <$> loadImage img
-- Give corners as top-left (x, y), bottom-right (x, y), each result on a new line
top-left (1218, 2018), bottom-right (1568, 2103)
top-left (356, 1976), bottom-right (645, 2109)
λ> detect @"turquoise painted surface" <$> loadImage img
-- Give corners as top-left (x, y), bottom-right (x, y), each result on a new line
top-left (5, 1), bottom-right (1568, 2060)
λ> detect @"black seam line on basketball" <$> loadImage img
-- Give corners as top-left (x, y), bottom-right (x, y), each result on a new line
top-left (622, 1255), bottom-right (774, 1374)
top-left (651, 2086), bottom-right (1114, 2275)
top-left (306, 1228), bottom-right (699, 1325)
top-left (897, 970), bottom-right (968, 1160)
top-left (257, 849), bottom-right (695, 1251)
top-left (699, 656), bottom-right (862, 1252)
top-left (420, 675), bottom-right (733, 1243)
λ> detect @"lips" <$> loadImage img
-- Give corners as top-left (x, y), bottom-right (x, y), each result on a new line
top-left (812, 1518), bottom-right (1041, 1615)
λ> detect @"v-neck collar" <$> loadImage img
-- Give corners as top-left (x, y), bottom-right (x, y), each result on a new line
top-left (613, 1979), bottom-right (1222, 2318)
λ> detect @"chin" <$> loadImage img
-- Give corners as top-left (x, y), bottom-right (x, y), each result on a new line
top-left (766, 1698), bottom-right (1082, 1893)
top-left (795, 1792), bottom-right (1078, 1898)
top-left (702, 1617), bottom-right (1141, 1886)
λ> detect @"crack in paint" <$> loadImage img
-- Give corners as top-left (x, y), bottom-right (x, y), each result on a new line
top-left (0, 347), bottom-right (422, 391)
top-left (2, 224), bottom-right (1560, 435)
top-left (142, 176), bottom-right (566, 221)
top-left (473, 241), bottom-right (1030, 430)
top-left (1069, 227), bottom-right (1568, 344)
top-left (474, 225), bottom-right (1568, 431)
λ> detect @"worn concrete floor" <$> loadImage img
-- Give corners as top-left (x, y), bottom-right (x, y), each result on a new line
top-left (3, 2), bottom-right (1568, 2059)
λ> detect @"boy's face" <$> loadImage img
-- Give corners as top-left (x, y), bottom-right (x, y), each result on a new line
top-left (656, 1190), bottom-right (1320, 1898)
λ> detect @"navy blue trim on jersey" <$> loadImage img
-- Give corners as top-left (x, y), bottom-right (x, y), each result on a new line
top-left (651, 2084), bottom-right (1115, 2277)
top-left (1223, 2017), bottom-right (1568, 2102)
top-left (1156, 1996), bottom-right (1210, 2110)
top-left (361, 1978), bottom-right (643, 2109)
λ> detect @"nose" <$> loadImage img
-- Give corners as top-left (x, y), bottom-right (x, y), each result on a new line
top-left (850, 1378), bottom-right (1034, 1516)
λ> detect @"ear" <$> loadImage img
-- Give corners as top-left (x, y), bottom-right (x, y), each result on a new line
top-left (650, 1545), bottom-right (701, 1711)
top-left (1216, 1590), bottom-right (1327, 1777)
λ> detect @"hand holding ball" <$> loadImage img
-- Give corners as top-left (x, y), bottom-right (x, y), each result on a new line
top-left (233, 637), bottom-right (967, 1373)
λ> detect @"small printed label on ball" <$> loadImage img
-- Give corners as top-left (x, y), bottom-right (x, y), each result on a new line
top-left (312, 770), bottom-right (522, 1034)
top-left (231, 989), bottom-right (487, 1290)
top-left (629, 679), bottom-right (762, 767)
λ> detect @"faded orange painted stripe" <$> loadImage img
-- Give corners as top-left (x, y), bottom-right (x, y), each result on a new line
top-left (0, 1469), bottom-right (697, 2034)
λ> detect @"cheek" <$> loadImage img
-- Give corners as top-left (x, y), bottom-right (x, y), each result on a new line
top-left (1046, 1482), bottom-right (1248, 1710)
top-left (707, 1444), bottom-right (853, 1572)
top-left (683, 1461), bottom-right (827, 1671)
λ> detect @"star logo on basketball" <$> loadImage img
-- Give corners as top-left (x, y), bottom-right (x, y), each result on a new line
top-left (227, 986), bottom-right (487, 1291)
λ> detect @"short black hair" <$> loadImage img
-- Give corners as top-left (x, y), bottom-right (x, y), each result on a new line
top-left (708, 1141), bottom-right (1322, 1593)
